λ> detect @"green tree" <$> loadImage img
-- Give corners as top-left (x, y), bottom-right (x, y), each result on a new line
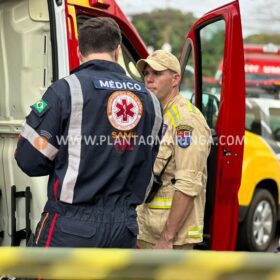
top-left (201, 25), bottom-right (226, 78)
top-left (244, 34), bottom-right (280, 45)
top-left (131, 9), bottom-right (197, 58)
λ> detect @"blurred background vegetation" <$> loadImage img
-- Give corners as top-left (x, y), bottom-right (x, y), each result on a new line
top-left (132, 9), bottom-right (196, 57)
top-left (131, 9), bottom-right (280, 77)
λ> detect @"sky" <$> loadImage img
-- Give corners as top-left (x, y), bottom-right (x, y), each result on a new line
top-left (115, 0), bottom-right (280, 37)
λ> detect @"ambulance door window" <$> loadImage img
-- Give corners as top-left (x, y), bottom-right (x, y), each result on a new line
top-left (118, 44), bottom-right (142, 81)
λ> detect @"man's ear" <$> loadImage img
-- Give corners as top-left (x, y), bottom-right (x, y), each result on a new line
top-left (172, 73), bottom-right (181, 87)
top-left (77, 46), bottom-right (83, 63)
top-left (114, 45), bottom-right (121, 62)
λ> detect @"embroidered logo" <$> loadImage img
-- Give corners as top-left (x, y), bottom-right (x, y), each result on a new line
top-left (107, 91), bottom-right (143, 131)
top-left (33, 130), bottom-right (52, 151)
top-left (176, 129), bottom-right (192, 148)
top-left (34, 136), bottom-right (49, 151)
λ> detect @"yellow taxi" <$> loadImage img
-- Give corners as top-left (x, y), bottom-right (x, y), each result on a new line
top-left (236, 98), bottom-right (280, 251)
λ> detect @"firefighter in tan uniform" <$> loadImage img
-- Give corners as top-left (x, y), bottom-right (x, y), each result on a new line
top-left (136, 50), bottom-right (211, 249)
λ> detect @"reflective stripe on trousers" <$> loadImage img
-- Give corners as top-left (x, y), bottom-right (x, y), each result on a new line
top-left (147, 197), bottom-right (203, 238)
top-left (147, 197), bottom-right (172, 209)
top-left (187, 226), bottom-right (203, 238)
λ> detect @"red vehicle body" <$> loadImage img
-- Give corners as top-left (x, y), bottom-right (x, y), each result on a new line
top-left (216, 43), bottom-right (280, 97)
top-left (244, 43), bottom-right (280, 84)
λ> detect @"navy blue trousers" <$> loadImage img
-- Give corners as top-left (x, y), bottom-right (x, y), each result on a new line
top-left (33, 200), bottom-right (138, 248)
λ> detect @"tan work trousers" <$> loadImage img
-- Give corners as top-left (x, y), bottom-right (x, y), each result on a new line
top-left (137, 239), bottom-right (194, 250)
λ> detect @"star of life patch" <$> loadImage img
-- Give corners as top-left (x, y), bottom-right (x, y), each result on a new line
top-left (177, 129), bottom-right (192, 148)
top-left (107, 91), bottom-right (143, 131)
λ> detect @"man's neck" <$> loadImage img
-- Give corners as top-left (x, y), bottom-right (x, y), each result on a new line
top-left (81, 53), bottom-right (115, 64)
top-left (162, 88), bottom-right (180, 108)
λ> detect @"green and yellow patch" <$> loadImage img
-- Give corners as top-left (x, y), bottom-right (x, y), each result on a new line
top-left (32, 99), bottom-right (48, 113)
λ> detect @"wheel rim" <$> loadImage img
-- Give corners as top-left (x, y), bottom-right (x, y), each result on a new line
top-left (252, 200), bottom-right (273, 247)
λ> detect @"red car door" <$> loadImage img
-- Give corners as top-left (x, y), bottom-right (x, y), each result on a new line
top-left (180, 1), bottom-right (245, 250)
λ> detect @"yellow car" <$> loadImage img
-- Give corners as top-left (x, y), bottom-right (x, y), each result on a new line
top-left (237, 98), bottom-right (280, 251)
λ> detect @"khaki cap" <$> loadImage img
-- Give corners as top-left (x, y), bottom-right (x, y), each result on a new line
top-left (136, 50), bottom-right (181, 75)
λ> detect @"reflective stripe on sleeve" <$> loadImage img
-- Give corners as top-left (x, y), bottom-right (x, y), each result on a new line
top-left (148, 90), bottom-right (162, 142)
top-left (187, 226), bottom-right (203, 238)
top-left (170, 106), bottom-right (181, 122)
top-left (167, 106), bottom-right (181, 128)
top-left (147, 197), bottom-right (172, 209)
top-left (60, 74), bottom-right (84, 204)
top-left (21, 123), bottom-right (58, 161)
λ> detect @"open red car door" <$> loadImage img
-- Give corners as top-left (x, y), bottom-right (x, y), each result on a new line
top-left (180, 1), bottom-right (245, 250)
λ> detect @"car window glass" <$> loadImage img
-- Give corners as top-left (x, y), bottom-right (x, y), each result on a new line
top-left (245, 100), bottom-right (262, 135)
top-left (269, 107), bottom-right (280, 141)
top-left (180, 48), bottom-right (195, 100)
top-left (200, 20), bottom-right (225, 128)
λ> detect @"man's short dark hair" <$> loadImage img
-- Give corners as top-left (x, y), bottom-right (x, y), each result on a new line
top-left (78, 17), bottom-right (122, 56)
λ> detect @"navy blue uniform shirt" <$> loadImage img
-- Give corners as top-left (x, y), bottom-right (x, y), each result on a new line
top-left (15, 60), bottom-right (162, 207)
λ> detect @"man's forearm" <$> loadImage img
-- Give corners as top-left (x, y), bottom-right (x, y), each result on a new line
top-left (160, 190), bottom-right (194, 243)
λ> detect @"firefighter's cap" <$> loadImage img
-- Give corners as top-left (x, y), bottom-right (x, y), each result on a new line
top-left (136, 50), bottom-right (181, 75)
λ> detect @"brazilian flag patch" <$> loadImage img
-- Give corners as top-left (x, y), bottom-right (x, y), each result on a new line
top-left (33, 99), bottom-right (48, 113)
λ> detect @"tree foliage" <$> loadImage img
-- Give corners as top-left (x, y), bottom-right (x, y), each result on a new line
top-left (244, 33), bottom-right (280, 45)
top-left (131, 9), bottom-right (197, 58)
top-left (131, 8), bottom-right (280, 79)
top-left (200, 21), bottom-right (226, 78)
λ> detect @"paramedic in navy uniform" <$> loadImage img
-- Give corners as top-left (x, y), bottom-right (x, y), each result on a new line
top-left (15, 17), bottom-right (162, 248)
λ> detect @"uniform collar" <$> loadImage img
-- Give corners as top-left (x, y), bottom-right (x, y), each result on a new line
top-left (163, 95), bottom-right (181, 114)
top-left (70, 59), bottom-right (126, 75)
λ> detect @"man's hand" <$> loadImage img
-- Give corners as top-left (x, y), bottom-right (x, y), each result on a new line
top-left (155, 191), bottom-right (195, 249)
top-left (154, 231), bottom-right (174, 249)
top-left (154, 239), bottom-right (173, 249)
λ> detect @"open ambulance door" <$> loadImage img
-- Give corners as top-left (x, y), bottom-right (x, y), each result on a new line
top-left (180, 1), bottom-right (245, 250)
top-left (0, 0), bottom-right (52, 246)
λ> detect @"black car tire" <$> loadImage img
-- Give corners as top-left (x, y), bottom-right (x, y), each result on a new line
top-left (237, 189), bottom-right (277, 251)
